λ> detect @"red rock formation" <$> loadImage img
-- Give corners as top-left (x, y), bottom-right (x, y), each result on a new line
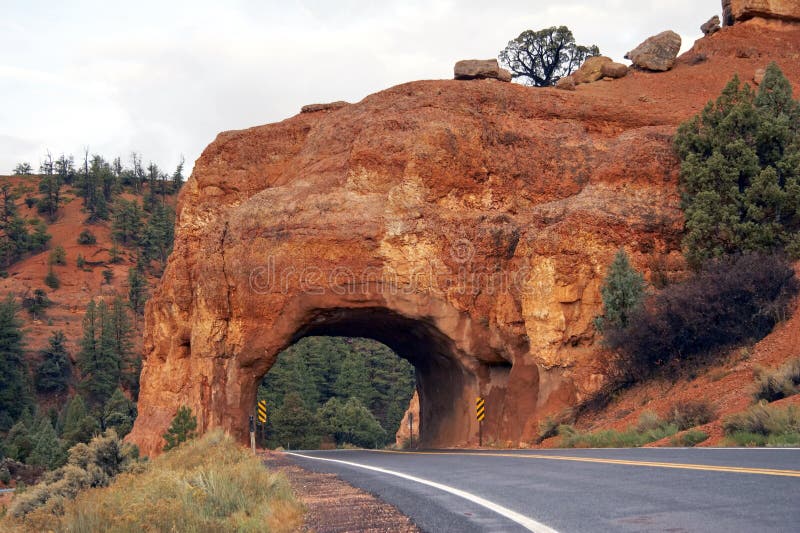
top-left (724, 0), bottom-right (800, 25)
top-left (129, 20), bottom-right (800, 457)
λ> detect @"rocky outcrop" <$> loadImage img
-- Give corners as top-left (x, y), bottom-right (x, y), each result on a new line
top-left (573, 56), bottom-right (613, 84)
top-left (625, 31), bottom-right (682, 71)
top-left (702, 15), bottom-right (722, 35)
top-left (301, 101), bottom-right (350, 113)
top-left (395, 391), bottom-right (420, 447)
top-left (601, 62), bottom-right (629, 79)
top-left (723, 0), bottom-right (800, 25)
top-left (454, 59), bottom-right (512, 82)
top-left (128, 20), bottom-right (800, 457)
top-left (555, 76), bottom-right (576, 90)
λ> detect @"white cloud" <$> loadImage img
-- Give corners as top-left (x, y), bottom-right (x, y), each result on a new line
top-left (0, 0), bottom-right (722, 175)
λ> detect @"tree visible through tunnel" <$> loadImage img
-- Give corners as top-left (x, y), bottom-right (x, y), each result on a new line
top-left (259, 337), bottom-right (415, 449)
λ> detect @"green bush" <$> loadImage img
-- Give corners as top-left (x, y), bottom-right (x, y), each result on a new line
top-left (670, 430), bottom-right (709, 447)
top-left (8, 430), bottom-right (137, 518)
top-left (668, 399), bottom-right (716, 430)
top-left (753, 358), bottom-right (800, 402)
top-left (723, 403), bottom-right (800, 447)
top-left (558, 412), bottom-right (678, 448)
top-left (163, 406), bottom-right (197, 451)
top-left (76, 230), bottom-right (96, 245)
top-left (48, 246), bottom-right (66, 266)
top-left (594, 249), bottom-right (645, 333)
top-left (44, 268), bottom-right (60, 289)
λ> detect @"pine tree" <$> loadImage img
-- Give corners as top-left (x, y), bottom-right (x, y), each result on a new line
top-left (112, 198), bottom-right (144, 246)
top-left (4, 420), bottom-right (34, 462)
top-left (334, 350), bottom-right (373, 407)
top-left (595, 249), bottom-right (646, 332)
top-left (27, 417), bottom-right (66, 470)
top-left (270, 392), bottom-right (318, 449)
top-left (162, 406), bottom-right (197, 451)
top-left (61, 394), bottom-right (99, 446)
top-left (35, 330), bottom-right (71, 393)
top-left (0, 296), bottom-right (31, 424)
top-left (127, 267), bottom-right (148, 315)
top-left (171, 157), bottom-right (185, 192)
top-left (102, 388), bottom-right (136, 437)
top-left (77, 301), bottom-right (121, 406)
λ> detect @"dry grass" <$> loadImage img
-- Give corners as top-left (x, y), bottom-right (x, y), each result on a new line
top-left (3, 430), bottom-right (303, 532)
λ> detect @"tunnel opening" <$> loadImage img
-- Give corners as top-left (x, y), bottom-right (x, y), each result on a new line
top-left (257, 307), bottom-right (480, 448)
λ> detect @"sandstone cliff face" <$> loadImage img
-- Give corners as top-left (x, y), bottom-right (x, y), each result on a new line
top-left (129, 21), bottom-right (800, 457)
top-left (724, 0), bottom-right (800, 25)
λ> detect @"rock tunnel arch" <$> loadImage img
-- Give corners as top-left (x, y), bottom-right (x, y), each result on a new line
top-left (127, 76), bottom-right (689, 457)
top-left (272, 306), bottom-right (484, 448)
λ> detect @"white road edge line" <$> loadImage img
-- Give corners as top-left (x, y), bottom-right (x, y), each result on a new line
top-left (287, 452), bottom-right (559, 533)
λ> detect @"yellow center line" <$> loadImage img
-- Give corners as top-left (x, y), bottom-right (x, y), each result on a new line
top-left (367, 449), bottom-right (800, 478)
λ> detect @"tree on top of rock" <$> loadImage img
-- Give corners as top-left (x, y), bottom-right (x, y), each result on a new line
top-left (499, 26), bottom-right (599, 87)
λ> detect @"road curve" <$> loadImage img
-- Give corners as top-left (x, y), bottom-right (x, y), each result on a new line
top-left (286, 448), bottom-right (800, 532)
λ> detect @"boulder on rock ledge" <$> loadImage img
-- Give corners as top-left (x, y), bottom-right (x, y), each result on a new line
top-left (701, 15), bottom-right (722, 35)
top-left (454, 59), bottom-right (512, 82)
top-left (572, 56), bottom-right (613, 84)
top-left (625, 31), bottom-right (682, 72)
top-left (601, 62), bottom-right (629, 79)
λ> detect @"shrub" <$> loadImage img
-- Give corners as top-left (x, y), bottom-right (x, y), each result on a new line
top-left (0, 464), bottom-right (10, 484)
top-left (163, 406), bottom-right (197, 451)
top-left (48, 246), bottom-right (66, 266)
top-left (607, 253), bottom-right (798, 381)
top-left (670, 430), bottom-right (709, 447)
top-left (723, 403), bottom-right (800, 447)
top-left (668, 399), bottom-right (716, 430)
top-left (7, 430), bottom-right (137, 518)
top-left (753, 358), bottom-right (800, 402)
top-left (9, 430), bottom-right (303, 532)
top-left (44, 268), bottom-right (60, 290)
top-left (76, 230), bottom-right (96, 245)
top-left (558, 413), bottom-right (678, 448)
top-left (76, 254), bottom-right (85, 269)
top-left (101, 268), bottom-right (113, 284)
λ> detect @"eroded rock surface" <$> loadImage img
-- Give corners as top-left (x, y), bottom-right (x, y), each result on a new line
top-left (129, 21), bottom-right (800, 457)
top-left (724, 0), bottom-right (800, 25)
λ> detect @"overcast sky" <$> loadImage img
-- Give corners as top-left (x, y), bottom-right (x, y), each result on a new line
top-left (1, 0), bottom-right (721, 176)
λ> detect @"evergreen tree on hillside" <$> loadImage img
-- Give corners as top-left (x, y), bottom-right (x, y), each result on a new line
top-left (38, 152), bottom-right (63, 221)
top-left (112, 198), bottom-right (144, 245)
top-left (55, 154), bottom-right (76, 185)
top-left (270, 392), bottom-right (319, 449)
top-left (127, 267), bottom-right (148, 315)
top-left (78, 301), bottom-right (121, 406)
top-left (675, 63), bottom-right (800, 267)
top-left (172, 157), bottom-right (185, 192)
top-left (0, 296), bottom-right (32, 426)
top-left (102, 388), bottom-right (136, 437)
top-left (594, 249), bottom-right (646, 333)
top-left (26, 418), bottom-right (66, 470)
top-left (318, 396), bottom-right (386, 448)
top-left (35, 330), bottom-right (71, 394)
top-left (61, 395), bottom-right (99, 446)
top-left (141, 203), bottom-right (175, 265)
top-left (3, 420), bottom-right (34, 461)
top-left (334, 350), bottom-right (374, 407)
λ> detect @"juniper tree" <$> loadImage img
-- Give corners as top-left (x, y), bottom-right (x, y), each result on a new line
top-left (499, 26), bottom-right (599, 86)
top-left (675, 63), bottom-right (800, 267)
top-left (595, 249), bottom-right (646, 333)
top-left (102, 388), bottom-right (136, 437)
top-left (61, 394), bottom-right (99, 446)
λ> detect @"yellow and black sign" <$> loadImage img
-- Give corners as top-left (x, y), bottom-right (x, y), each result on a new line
top-left (476, 397), bottom-right (485, 422)
top-left (257, 399), bottom-right (267, 423)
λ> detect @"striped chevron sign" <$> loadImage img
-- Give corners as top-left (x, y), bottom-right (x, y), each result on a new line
top-left (257, 399), bottom-right (267, 423)
top-left (476, 397), bottom-right (486, 422)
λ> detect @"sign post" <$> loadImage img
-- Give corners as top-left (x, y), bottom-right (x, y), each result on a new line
top-left (257, 400), bottom-right (267, 446)
top-left (249, 415), bottom-right (256, 453)
top-left (476, 397), bottom-right (485, 447)
top-left (409, 412), bottom-right (414, 449)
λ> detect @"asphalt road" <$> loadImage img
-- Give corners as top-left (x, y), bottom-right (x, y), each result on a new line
top-left (287, 447), bottom-right (800, 533)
